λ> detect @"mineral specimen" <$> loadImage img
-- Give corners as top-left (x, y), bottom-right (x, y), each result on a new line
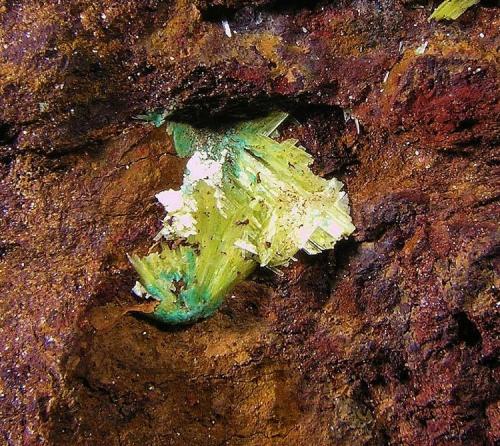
top-left (129, 112), bottom-right (355, 324)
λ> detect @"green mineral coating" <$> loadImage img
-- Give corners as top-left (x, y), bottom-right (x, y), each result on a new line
top-left (129, 111), bottom-right (355, 325)
top-left (429, 0), bottom-right (480, 21)
top-left (135, 110), bottom-right (167, 127)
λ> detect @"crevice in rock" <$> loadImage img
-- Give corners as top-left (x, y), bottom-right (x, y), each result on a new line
top-left (198, 0), bottom-right (331, 22)
top-left (0, 122), bottom-right (17, 146)
top-left (453, 312), bottom-right (482, 347)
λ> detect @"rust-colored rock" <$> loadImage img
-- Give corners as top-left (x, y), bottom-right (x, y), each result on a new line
top-left (0, 0), bottom-right (498, 445)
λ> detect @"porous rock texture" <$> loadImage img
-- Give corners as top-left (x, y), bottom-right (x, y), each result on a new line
top-left (0, 0), bottom-right (499, 445)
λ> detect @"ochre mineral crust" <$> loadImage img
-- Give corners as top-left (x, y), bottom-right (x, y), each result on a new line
top-left (0, 1), bottom-right (498, 445)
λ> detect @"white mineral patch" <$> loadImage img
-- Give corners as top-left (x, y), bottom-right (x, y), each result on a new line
top-left (156, 189), bottom-right (184, 212)
top-left (132, 281), bottom-right (148, 298)
top-left (174, 213), bottom-right (197, 235)
top-left (214, 187), bottom-right (227, 216)
top-left (154, 150), bottom-right (229, 241)
top-left (221, 20), bottom-right (232, 37)
top-left (159, 210), bottom-right (197, 239)
top-left (415, 41), bottom-right (428, 55)
top-left (234, 239), bottom-right (258, 255)
top-left (185, 151), bottom-right (224, 188)
top-left (297, 224), bottom-right (316, 247)
top-left (155, 188), bottom-right (198, 240)
top-left (323, 220), bottom-right (344, 238)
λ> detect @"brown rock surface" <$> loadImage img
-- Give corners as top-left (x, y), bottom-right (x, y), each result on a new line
top-left (0, 0), bottom-right (498, 445)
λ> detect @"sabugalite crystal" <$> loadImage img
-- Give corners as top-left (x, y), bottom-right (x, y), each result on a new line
top-left (429, 0), bottom-right (480, 21)
top-left (129, 112), bottom-right (355, 324)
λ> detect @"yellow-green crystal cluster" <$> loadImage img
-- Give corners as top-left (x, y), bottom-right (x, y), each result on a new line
top-left (429, 0), bottom-right (480, 21)
top-left (129, 112), bottom-right (355, 324)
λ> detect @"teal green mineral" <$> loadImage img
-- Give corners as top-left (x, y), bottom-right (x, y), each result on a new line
top-left (129, 112), bottom-right (355, 324)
